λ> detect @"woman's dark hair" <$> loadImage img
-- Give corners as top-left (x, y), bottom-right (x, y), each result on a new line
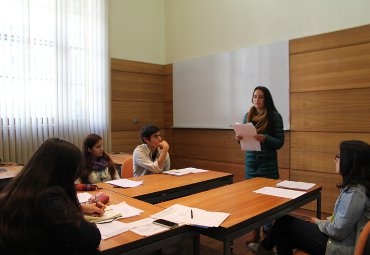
top-left (251, 86), bottom-right (279, 133)
top-left (0, 138), bottom-right (82, 250)
top-left (338, 140), bottom-right (370, 196)
top-left (141, 125), bottom-right (160, 143)
top-left (80, 133), bottom-right (116, 183)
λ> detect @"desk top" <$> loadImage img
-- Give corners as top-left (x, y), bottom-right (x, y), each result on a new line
top-left (0, 162), bottom-right (23, 180)
top-left (96, 170), bottom-right (233, 199)
top-left (157, 177), bottom-right (322, 229)
top-left (83, 189), bottom-right (184, 254)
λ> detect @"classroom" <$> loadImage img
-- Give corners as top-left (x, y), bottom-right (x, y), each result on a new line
top-left (1, 0), bottom-right (370, 255)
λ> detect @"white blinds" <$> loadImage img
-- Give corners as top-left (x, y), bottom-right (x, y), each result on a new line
top-left (0, 0), bottom-right (109, 163)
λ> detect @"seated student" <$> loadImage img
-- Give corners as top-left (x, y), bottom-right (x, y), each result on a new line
top-left (133, 125), bottom-right (170, 177)
top-left (258, 140), bottom-right (370, 255)
top-left (0, 138), bottom-right (105, 255)
top-left (79, 133), bottom-right (120, 184)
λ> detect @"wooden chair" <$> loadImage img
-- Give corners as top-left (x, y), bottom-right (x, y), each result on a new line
top-left (121, 156), bottom-right (134, 178)
top-left (354, 220), bottom-right (370, 255)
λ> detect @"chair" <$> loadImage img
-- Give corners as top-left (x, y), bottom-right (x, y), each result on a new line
top-left (354, 220), bottom-right (370, 255)
top-left (121, 156), bottom-right (134, 178)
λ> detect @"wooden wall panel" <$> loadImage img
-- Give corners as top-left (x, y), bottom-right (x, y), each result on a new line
top-left (289, 24), bottom-right (370, 55)
top-left (111, 58), bottom-right (165, 75)
top-left (290, 169), bottom-right (341, 213)
top-left (290, 43), bottom-right (370, 92)
top-left (111, 71), bottom-right (165, 101)
top-left (291, 132), bottom-right (370, 173)
top-left (291, 88), bottom-right (370, 132)
top-left (278, 131), bottom-right (290, 170)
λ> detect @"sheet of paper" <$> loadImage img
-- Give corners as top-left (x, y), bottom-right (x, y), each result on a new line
top-left (125, 218), bottom-right (155, 229)
top-left (77, 192), bottom-right (92, 203)
top-left (128, 218), bottom-right (170, 236)
top-left (151, 204), bottom-right (230, 228)
top-left (253, 187), bottom-right (306, 199)
top-left (106, 178), bottom-right (143, 188)
top-left (232, 123), bottom-right (261, 151)
top-left (163, 167), bottom-right (209, 176)
top-left (276, 180), bottom-right (316, 190)
top-left (96, 221), bottom-right (130, 240)
top-left (109, 201), bottom-right (144, 218)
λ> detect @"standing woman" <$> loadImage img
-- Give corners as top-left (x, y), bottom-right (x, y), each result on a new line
top-left (80, 133), bottom-right (120, 184)
top-left (260, 140), bottom-right (370, 255)
top-left (0, 138), bottom-right (104, 255)
top-left (236, 86), bottom-right (284, 179)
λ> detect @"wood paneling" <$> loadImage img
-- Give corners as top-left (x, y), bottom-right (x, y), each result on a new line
top-left (290, 43), bottom-right (370, 92)
top-left (291, 132), bottom-right (370, 173)
top-left (290, 169), bottom-right (341, 214)
top-left (111, 71), bottom-right (165, 101)
top-left (291, 88), bottom-right (370, 132)
top-left (111, 101), bottom-right (165, 131)
top-left (111, 58), bottom-right (165, 75)
top-left (278, 131), bottom-right (290, 169)
top-left (290, 24), bottom-right (370, 55)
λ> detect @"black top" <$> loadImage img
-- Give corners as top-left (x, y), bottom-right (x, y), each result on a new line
top-left (1, 187), bottom-right (101, 255)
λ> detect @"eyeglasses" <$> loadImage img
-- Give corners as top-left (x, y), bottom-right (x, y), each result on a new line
top-left (335, 154), bottom-right (340, 160)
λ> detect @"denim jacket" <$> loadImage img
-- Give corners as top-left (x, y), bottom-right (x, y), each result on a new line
top-left (316, 185), bottom-right (370, 255)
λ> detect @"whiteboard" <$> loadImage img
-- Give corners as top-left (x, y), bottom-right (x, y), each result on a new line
top-left (173, 41), bottom-right (290, 130)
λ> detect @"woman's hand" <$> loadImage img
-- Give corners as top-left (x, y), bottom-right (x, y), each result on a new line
top-left (307, 217), bottom-right (320, 224)
top-left (254, 134), bottom-right (265, 142)
top-left (235, 135), bottom-right (243, 142)
top-left (81, 202), bottom-right (106, 216)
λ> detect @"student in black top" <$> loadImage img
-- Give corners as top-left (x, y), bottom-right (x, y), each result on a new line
top-left (0, 138), bottom-right (105, 255)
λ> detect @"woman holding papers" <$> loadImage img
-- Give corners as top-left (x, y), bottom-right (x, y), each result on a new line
top-left (236, 86), bottom-right (284, 180)
top-left (79, 133), bottom-right (120, 183)
top-left (259, 140), bottom-right (370, 255)
top-left (0, 138), bottom-right (104, 255)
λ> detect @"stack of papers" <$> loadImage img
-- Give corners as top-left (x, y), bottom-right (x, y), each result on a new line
top-left (96, 221), bottom-right (130, 240)
top-left (163, 167), bottom-right (209, 176)
top-left (232, 123), bottom-right (261, 151)
top-left (151, 204), bottom-right (230, 228)
top-left (254, 187), bottom-right (306, 199)
top-left (276, 180), bottom-right (316, 190)
top-left (106, 178), bottom-right (143, 188)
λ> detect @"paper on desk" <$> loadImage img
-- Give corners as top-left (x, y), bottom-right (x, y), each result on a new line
top-left (151, 204), bottom-right (229, 228)
top-left (106, 178), bottom-right (143, 188)
top-left (254, 187), bottom-right (306, 199)
top-left (163, 167), bottom-right (209, 176)
top-left (84, 209), bottom-right (122, 223)
top-left (233, 123), bottom-right (261, 151)
top-left (276, 180), bottom-right (316, 190)
top-left (130, 220), bottom-right (171, 236)
top-left (96, 221), bottom-right (130, 240)
top-left (77, 192), bottom-right (92, 203)
top-left (109, 201), bottom-right (144, 218)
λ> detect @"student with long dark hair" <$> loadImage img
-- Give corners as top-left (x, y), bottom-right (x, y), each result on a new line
top-left (80, 133), bottom-right (119, 183)
top-left (259, 140), bottom-right (370, 255)
top-left (0, 138), bottom-right (104, 255)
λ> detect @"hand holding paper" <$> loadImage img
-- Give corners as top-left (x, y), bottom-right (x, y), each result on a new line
top-left (233, 123), bottom-right (261, 151)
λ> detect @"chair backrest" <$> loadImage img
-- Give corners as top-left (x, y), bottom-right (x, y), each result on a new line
top-left (354, 220), bottom-right (370, 255)
top-left (121, 156), bottom-right (133, 178)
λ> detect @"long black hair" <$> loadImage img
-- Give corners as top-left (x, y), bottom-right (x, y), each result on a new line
top-left (338, 140), bottom-right (370, 196)
top-left (0, 138), bottom-right (83, 250)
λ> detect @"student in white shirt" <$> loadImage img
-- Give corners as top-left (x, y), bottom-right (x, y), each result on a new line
top-left (133, 125), bottom-right (170, 177)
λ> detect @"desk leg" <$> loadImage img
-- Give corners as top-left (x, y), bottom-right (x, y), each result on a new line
top-left (223, 240), bottom-right (232, 255)
top-left (317, 193), bottom-right (322, 219)
top-left (193, 234), bottom-right (200, 255)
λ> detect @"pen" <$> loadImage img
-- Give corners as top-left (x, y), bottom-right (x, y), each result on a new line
top-left (95, 194), bottom-right (99, 207)
top-left (191, 209), bottom-right (193, 219)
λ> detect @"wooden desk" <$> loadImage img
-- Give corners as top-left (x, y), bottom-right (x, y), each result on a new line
top-left (0, 162), bottom-right (23, 191)
top-left (157, 177), bottom-right (322, 255)
top-left (82, 189), bottom-right (200, 255)
top-left (97, 170), bottom-right (233, 204)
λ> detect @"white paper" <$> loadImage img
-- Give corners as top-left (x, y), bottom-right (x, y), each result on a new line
top-left (163, 167), bottom-right (209, 176)
top-left (96, 221), bottom-right (130, 240)
top-left (233, 123), bottom-right (261, 151)
top-left (130, 222), bottom-right (170, 236)
top-left (109, 201), bottom-right (144, 218)
top-left (276, 180), bottom-right (316, 191)
top-left (126, 218), bottom-right (156, 229)
top-left (106, 178), bottom-right (143, 188)
top-left (254, 187), bottom-right (306, 199)
top-left (151, 204), bottom-right (229, 228)
top-left (77, 192), bottom-right (92, 203)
